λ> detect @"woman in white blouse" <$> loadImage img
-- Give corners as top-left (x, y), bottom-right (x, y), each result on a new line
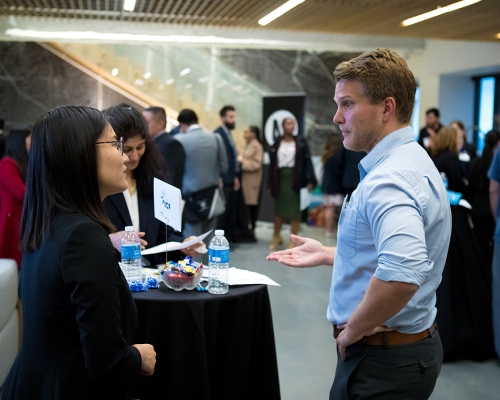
top-left (268, 118), bottom-right (317, 250)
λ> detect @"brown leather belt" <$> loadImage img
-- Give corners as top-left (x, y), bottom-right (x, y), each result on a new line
top-left (333, 323), bottom-right (436, 347)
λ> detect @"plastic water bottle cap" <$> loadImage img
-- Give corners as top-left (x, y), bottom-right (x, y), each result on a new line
top-left (215, 230), bottom-right (225, 236)
top-left (125, 226), bottom-right (135, 232)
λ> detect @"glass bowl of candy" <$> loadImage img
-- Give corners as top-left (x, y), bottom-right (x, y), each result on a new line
top-left (158, 256), bottom-right (204, 291)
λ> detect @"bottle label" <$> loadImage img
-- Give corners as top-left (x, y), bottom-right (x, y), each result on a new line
top-left (209, 249), bottom-right (229, 263)
top-left (121, 244), bottom-right (141, 260)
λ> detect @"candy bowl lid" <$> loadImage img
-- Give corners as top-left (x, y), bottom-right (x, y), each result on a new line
top-left (158, 257), bottom-right (203, 291)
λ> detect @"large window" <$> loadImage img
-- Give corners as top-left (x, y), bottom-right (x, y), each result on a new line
top-left (474, 75), bottom-right (499, 154)
top-left (411, 86), bottom-right (421, 141)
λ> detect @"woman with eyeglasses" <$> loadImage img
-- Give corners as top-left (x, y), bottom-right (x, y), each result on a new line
top-left (0, 129), bottom-right (31, 267)
top-left (2, 106), bottom-right (156, 400)
top-left (102, 103), bottom-right (200, 266)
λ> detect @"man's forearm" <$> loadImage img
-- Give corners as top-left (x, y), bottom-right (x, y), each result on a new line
top-left (323, 246), bottom-right (336, 266)
top-left (345, 277), bottom-right (418, 335)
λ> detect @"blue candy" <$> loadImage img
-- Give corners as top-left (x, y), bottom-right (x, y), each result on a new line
top-left (145, 276), bottom-right (159, 289)
top-left (129, 280), bottom-right (148, 292)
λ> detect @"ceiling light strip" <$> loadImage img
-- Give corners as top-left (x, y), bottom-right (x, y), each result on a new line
top-left (258, 0), bottom-right (305, 26)
top-left (402, 0), bottom-right (481, 27)
top-left (123, 0), bottom-right (136, 12)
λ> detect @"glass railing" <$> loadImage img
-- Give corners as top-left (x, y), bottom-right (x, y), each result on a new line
top-left (57, 42), bottom-right (315, 148)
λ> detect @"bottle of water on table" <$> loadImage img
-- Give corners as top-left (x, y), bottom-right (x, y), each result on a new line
top-left (121, 226), bottom-right (143, 286)
top-left (208, 230), bottom-right (229, 295)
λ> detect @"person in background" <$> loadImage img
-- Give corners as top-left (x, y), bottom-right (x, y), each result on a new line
top-left (142, 106), bottom-right (185, 190)
top-left (268, 48), bottom-right (450, 399)
top-left (237, 125), bottom-right (264, 238)
top-left (268, 117), bottom-right (317, 250)
top-left (0, 129), bottom-right (31, 267)
top-left (169, 125), bottom-right (180, 136)
top-left (103, 104), bottom-right (199, 266)
top-left (320, 132), bottom-right (344, 238)
top-left (340, 147), bottom-right (366, 202)
top-left (487, 139), bottom-right (500, 359)
top-left (431, 127), bottom-right (494, 361)
top-left (469, 130), bottom-right (500, 269)
top-left (175, 109), bottom-right (228, 247)
top-left (430, 127), bottom-right (467, 194)
top-left (450, 120), bottom-right (477, 180)
top-left (418, 108), bottom-right (443, 151)
top-left (214, 105), bottom-right (240, 243)
top-left (2, 106), bottom-right (156, 399)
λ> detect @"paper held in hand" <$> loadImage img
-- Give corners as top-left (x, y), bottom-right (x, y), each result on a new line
top-left (153, 178), bottom-right (182, 231)
top-left (141, 230), bottom-right (212, 255)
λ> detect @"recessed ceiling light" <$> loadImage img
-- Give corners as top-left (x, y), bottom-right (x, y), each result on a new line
top-left (144, 72), bottom-right (151, 79)
top-left (179, 68), bottom-right (191, 76)
top-left (111, 68), bottom-right (119, 76)
top-left (166, 78), bottom-right (175, 85)
top-left (402, 0), bottom-right (481, 27)
top-left (258, 0), bottom-right (305, 26)
top-left (123, 0), bottom-right (136, 12)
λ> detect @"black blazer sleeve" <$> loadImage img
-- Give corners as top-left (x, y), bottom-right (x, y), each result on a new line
top-left (62, 220), bottom-right (142, 388)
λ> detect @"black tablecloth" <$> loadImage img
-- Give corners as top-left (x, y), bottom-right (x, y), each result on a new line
top-left (132, 284), bottom-right (281, 400)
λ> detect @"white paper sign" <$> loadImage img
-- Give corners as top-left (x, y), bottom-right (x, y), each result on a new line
top-left (153, 178), bottom-right (182, 231)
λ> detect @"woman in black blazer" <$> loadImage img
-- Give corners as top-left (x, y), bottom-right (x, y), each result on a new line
top-left (2, 106), bottom-right (156, 400)
top-left (102, 104), bottom-right (200, 266)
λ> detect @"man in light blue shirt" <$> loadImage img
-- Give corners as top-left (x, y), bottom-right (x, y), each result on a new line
top-left (268, 48), bottom-right (451, 399)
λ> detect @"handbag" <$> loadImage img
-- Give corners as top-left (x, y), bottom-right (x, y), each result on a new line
top-left (184, 185), bottom-right (226, 223)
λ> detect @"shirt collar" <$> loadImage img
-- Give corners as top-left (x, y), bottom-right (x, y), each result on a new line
top-left (186, 124), bottom-right (201, 133)
top-left (359, 126), bottom-right (415, 181)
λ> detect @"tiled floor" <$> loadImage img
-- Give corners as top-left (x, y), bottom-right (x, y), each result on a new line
top-left (232, 221), bottom-right (500, 400)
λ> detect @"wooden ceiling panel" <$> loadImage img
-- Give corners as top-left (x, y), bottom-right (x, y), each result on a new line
top-left (0, 0), bottom-right (498, 42)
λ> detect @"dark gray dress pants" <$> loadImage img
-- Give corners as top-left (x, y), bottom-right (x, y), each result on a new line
top-left (330, 329), bottom-right (443, 400)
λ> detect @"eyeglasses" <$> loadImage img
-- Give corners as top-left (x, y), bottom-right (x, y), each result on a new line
top-left (95, 137), bottom-right (124, 155)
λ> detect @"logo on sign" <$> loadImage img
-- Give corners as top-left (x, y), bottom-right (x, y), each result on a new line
top-left (161, 190), bottom-right (171, 210)
top-left (264, 109), bottom-right (299, 147)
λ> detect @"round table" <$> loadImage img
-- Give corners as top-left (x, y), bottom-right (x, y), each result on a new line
top-left (132, 283), bottom-right (281, 400)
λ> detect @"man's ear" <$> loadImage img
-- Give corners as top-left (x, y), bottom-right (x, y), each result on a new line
top-left (382, 97), bottom-right (397, 122)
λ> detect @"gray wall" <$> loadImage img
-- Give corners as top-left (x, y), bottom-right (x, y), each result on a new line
top-left (0, 42), bottom-right (144, 132)
top-left (439, 75), bottom-right (475, 142)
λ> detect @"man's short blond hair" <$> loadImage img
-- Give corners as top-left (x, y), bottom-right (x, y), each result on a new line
top-left (334, 48), bottom-right (417, 125)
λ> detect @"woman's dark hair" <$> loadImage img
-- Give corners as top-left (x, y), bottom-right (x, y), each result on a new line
top-left (5, 129), bottom-right (30, 181)
top-left (473, 130), bottom-right (500, 193)
top-left (249, 125), bottom-right (260, 143)
top-left (103, 103), bottom-right (167, 196)
top-left (321, 131), bottom-right (342, 163)
top-left (20, 106), bottom-right (116, 252)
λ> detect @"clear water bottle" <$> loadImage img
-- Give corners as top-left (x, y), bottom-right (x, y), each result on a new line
top-left (440, 172), bottom-right (449, 189)
top-left (120, 226), bottom-right (143, 286)
top-left (208, 229), bottom-right (229, 295)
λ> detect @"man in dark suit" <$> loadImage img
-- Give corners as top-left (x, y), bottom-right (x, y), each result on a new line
top-left (418, 108), bottom-right (443, 151)
top-left (214, 105), bottom-right (241, 243)
top-left (143, 107), bottom-right (185, 189)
